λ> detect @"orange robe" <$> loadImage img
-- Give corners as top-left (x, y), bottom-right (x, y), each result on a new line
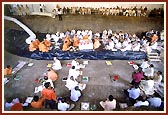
top-left (44, 39), bottom-right (51, 47)
top-left (47, 69), bottom-right (58, 81)
top-left (31, 97), bottom-right (45, 109)
top-left (33, 39), bottom-right (40, 49)
top-left (94, 39), bottom-right (101, 49)
top-left (4, 67), bottom-right (12, 76)
top-left (83, 34), bottom-right (89, 41)
top-left (73, 36), bottom-right (79, 47)
top-left (29, 42), bottom-right (36, 52)
top-left (41, 88), bottom-right (57, 101)
top-left (151, 34), bottom-right (158, 43)
top-left (39, 42), bottom-right (49, 52)
top-left (10, 103), bottom-right (23, 111)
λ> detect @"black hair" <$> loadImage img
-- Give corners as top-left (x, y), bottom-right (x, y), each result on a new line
top-left (44, 82), bottom-right (50, 88)
top-left (33, 95), bottom-right (39, 102)
top-left (44, 76), bottom-right (48, 80)
top-left (6, 65), bottom-right (11, 68)
top-left (144, 58), bottom-right (148, 61)
top-left (108, 95), bottom-right (114, 101)
top-left (72, 66), bottom-right (75, 69)
top-left (61, 97), bottom-right (66, 103)
top-left (150, 64), bottom-right (154, 67)
top-left (158, 71), bottom-right (162, 75)
top-left (75, 86), bottom-right (79, 90)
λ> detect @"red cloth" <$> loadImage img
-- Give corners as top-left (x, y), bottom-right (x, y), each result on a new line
top-left (10, 103), bottom-right (23, 111)
top-left (113, 75), bottom-right (119, 81)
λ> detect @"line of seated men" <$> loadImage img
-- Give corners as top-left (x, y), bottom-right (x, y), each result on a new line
top-left (28, 29), bottom-right (163, 57)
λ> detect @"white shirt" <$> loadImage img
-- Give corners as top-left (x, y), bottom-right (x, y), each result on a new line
top-left (58, 102), bottom-right (70, 111)
top-left (65, 78), bottom-right (78, 90)
top-left (52, 59), bottom-right (62, 70)
top-left (144, 67), bottom-right (154, 77)
top-left (68, 68), bottom-right (80, 79)
top-left (150, 42), bottom-right (158, 50)
top-left (127, 88), bottom-right (140, 99)
top-left (140, 61), bottom-right (149, 69)
top-left (153, 74), bottom-right (162, 84)
top-left (43, 78), bottom-right (54, 88)
top-left (70, 88), bottom-right (81, 102)
top-left (147, 97), bottom-right (162, 107)
top-left (71, 60), bottom-right (80, 69)
top-left (134, 101), bottom-right (149, 107)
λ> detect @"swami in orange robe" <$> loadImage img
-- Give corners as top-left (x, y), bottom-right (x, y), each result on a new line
top-left (47, 69), bottom-right (58, 81)
top-left (4, 65), bottom-right (12, 76)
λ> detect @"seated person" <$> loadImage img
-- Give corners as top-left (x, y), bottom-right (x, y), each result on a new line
top-left (143, 64), bottom-right (154, 78)
top-left (140, 58), bottom-right (149, 71)
top-left (43, 76), bottom-right (54, 88)
top-left (38, 41), bottom-right (49, 52)
top-left (47, 69), bottom-right (58, 82)
top-left (31, 95), bottom-right (45, 109)
top-left (33, 39), bottom-right (40, 49)
top-left (70, 86), bottom-right (82, 102)
top-left (83, 34), bottom-right (89, 41)
top-left (43, 38), bottom-right (51, 47)
top-left (93, 38), bottom-right (101, 50)
top-left (58, 97), bottom-right (75, 111)
top-left (68, 66), bottom-right (80, 80)
top-left (62, 41), bottom-right (70, 51)
top-left (153, 71), bottom-right (162, 84)
top-left (115, 41), bottom-right (122, 49)
top-left (52, 57), bottom-right (62, 71)
top-left (100, 95), bottom-right (116, 111)
top-left (29, 40), bottom-right (37, 52)
top-left (147, 96), bottom-right (163, 108)
top-left (105, 39), bottom-right (115, 51)
top-left (5, 98), bottom-right (28, 111)
top-left (151, 34), bottom-right (158, 43)
top-left (73, 35), bottom-right (79, 47)
top-left (124, 84), bottom-right (141, 105)
top-left (71, 59), bottom-right (80, 70)
top-left (65, 76), bottom-right (86, 91)
top-left (4, 65), bottom-right (12, 76)
top-left (132, 41), bottom-right (140, 51)
top-left (139, 78), bottom-right (155, 96)
top-left (133, 95), bottom-right (149, 107)
top-left (120, 42), bottom-right (132, 51)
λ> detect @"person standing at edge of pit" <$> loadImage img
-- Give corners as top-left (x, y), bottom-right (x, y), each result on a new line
top-left (58, 8), bottom-right (63, 21)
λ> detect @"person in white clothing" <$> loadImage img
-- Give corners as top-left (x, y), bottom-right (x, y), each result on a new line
top-left (143, 64), bottom-right (154, 78)
top-left (43, 76), bottom-right (54, 88)
top-left (133, 95), bottom-right (149, 107)
top-left (70, 86), bottom-right (82, 102)
top-left (68, 66), bottom-right (80, 80)
top-left (71, 59), bottom-right (80, 70)
top-left (147, 96), bottom-right (163, 108)
top-left (100, 95), bottom-right (116, 111)
top-left (65, 76), bottom-right (78, 90)
top-left (52, 57), bottom-right (62, 70)
top-left (153, 71), bottom-right (162, 84)
top-left (57, 97), bottom-right (75, 111)
top-left (140, 58), bottom-right (149, 71)
top-left (139, 79), bottom-right (155, 96)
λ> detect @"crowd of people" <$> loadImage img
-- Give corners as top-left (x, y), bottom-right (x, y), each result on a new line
top-left (8, 4), bottom-right (164, 18)
top-left (28, 28), bottom-right (164, 58)
top-left (4, 53), bottom-right (164, 111)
